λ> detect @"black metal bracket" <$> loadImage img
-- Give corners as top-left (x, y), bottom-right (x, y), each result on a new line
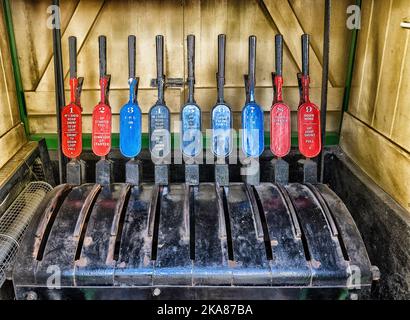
top-left (151, 78), bottom-right (184, 88)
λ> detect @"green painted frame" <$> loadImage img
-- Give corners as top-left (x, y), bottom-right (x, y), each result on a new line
top-left (2, 0), bottom-right (29, 136)
top-left (339, 0), bottom-right (362, 133)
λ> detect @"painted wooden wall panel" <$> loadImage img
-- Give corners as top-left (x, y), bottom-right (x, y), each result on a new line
top-left (341, 114), bottom-right (410, 213)
top-left (0, 2), bottom-right (26, 169)
top-left (289, 0), bottom-right (356, 87)
top-left (10, 0), bottom-right (79, 90)
top-left (37, 0), bottom-right (105, 92)
top-left (0, 52), bottom-right (14, 136)
top-left (352, 0), bottom-right (392, 125)
top-left (10, 0), bottom-right (352, 134)
top-left (342, 0), bottom-right (410, 213)
top-left (0, 124), bottom-right (27, 169)
top-left (348, 0), bottom-right (373, 118)
top-left (371, 0), bottom-right (409, 135)
top-left (391, 30), bottom-right (410, 151)
top-left (346, 0), bottom-right (410, 152)
top-left (0, 4), bottom-right (19, 130)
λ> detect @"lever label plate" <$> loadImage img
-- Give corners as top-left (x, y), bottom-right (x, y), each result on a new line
top-left (62, 103), bottom-right (82, 158)
top-left (298, 102), bottom-right (321, 158)
top-left (120, 102), bottom-right (142, 158)
top-left (92, 103), bottom-right (112, 156)
top-left (181, 104), bottom-right (202, 157)
top-left (242, 102), bottom-right (264, 157)
top-left (211, 104), bottom-right (232, 157)
top-left (270, 102), bottom-right (291, 158)
top-left (149, 104), bottom-right (171, 158)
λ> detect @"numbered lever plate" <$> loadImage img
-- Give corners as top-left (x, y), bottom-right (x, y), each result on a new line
top-left (92, 103), bottom-right (112, 157)
top-left (120, 103), bottom-right (142, 158)
top-left (149, 105), bottom-right (171, 158)
top-left (298, 102), bottom-right (321, 158)
top-left (242, 102), bottom-right (264, 157)
top-left (211, 104), bottom-right (232, 158)
top-left (270, 102), bottom-right (291, 158)
top-left (62, 103), bottom-right (82, 158)
top-left (120, 80), bottom-right (142, 158)
top-left (181, 104), bottom-right (202, 157)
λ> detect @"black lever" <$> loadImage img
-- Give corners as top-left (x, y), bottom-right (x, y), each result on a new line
top-left (128, 35), bottom-right (136, 80)
top-left (98, 35), bottom-right (107, 78)
top-left (156, 35), bottom-right (165, 104)
top-left (217, 34), bottom-right (226, 103)
top-left (187, 34), bottom-right (195, 104)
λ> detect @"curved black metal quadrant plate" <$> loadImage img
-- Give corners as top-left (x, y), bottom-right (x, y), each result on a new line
top-left (35, 184), bottom-right (100, 286)
top-left (13, 182), bottom-right (374, 299)
top-left (115, 184), bottom-right (155, 286)
top-left (254, 184), bottom-right (311, 286)
top-left (193, 183), bottom-right (230, 285)
top-left (153, 184), bottom-right (191, 285)
top-left (227, 183), bottom-right (272, 285)
top-left (284, 184), bottom-right (349, 286)
top-left (75, 184), bottom-right (130, 286)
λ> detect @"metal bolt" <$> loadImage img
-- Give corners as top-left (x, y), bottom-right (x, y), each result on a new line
top-left (26, 291), bottom-right (38, 300)
top-left (153, 288), bottom-right (161, 297)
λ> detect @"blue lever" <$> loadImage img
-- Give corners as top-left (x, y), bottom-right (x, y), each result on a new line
top-left (242, 101), bottom-right (264, 157)
top-left (181, 104), bottom-right (202, 157)
top-left (120, 78), bottom-right (142, 158)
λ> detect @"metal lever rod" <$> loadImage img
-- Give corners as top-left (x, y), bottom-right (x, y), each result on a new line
top-left (217, 34), bottom-right (226, 103)
top-left (187, 34), bottom-right (195, 104)
top-left (156, 35), bottom-right (165, 104)
top-left (128, 35), bottom-right (136, 80)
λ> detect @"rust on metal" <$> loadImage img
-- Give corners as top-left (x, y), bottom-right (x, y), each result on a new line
top-left (73, 184), bottom-right (102, 238)
top-left (214, 185), bottom-right (227, 239)
top-left (33, 184), bottom-right (72, 260)
top-left (275, 184), bottom-right (302, 239)
top-left (147, 184), bottom-right (160, 238)
top-left (106, 184), bottom-right (131, 264)
top-left (305, 183), bottom-right (339, 237)
top-left (182, 184), bottom-right (190, 240)
top-left (244, 183), bottom-right (264, 241)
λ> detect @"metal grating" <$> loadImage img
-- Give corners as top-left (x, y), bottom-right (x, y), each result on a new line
top-left (0, 182), bottom-right (52, 286)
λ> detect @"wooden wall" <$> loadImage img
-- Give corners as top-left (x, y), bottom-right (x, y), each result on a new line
top-left (340, 0), bottom-right (410, 213)
top-left (10, 0), bottom-right (353, 135)
top-left (0, 2), bottom-right (26, 169)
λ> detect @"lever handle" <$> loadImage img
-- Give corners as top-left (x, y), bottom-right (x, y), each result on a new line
top-left (69, 36), bottom-right (77, 79)
top-left (218, 34), bottom-right (226, 80)
top-left (248, 35), bottom-right (257, 90)
top-left (128, 35), bottom-right (136, 79)
top-left (156, 35), bottom-right (165, 104)
top-left (156, 35), bottom-right (164, 81)
top-left (99, 35), bottom-right (107, 78)
top-left (301, 34), bottom-right (309, 76)
top-left (244, 74), bottom-right (250, 103)
top-left (187, 34), bottom-right (195, 80)
top-left (275, 34), bottom-right (283, 76)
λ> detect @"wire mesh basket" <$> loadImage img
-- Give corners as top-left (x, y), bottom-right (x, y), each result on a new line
top-left (0, 182), bottom-right (52, 286)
